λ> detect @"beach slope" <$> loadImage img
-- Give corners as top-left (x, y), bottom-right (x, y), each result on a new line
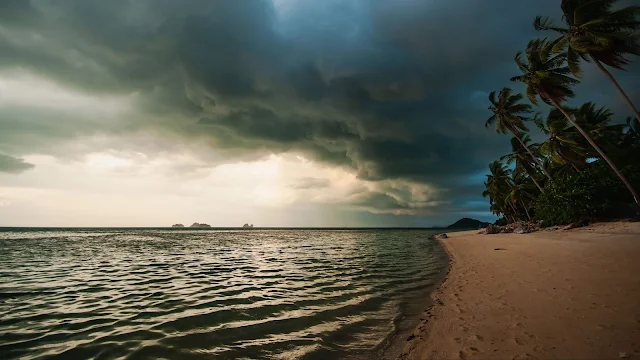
top-left (402, 222), bottom-right (640, 360)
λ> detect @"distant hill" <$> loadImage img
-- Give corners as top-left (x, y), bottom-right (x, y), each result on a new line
top-left (447, 218), bottom-right (490, 229)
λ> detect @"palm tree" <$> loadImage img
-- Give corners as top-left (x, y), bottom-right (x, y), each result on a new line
top-left (533, 0), bottom-right (640, 122)
top-left (573, 102), bottom-right (626, 157)
top-left (543, 156), bottom-right (576, 182)
top-left (511, 38), bottom-right (639, 204)
top-left (508, 173), bottom-right (536, 222)
top-left (483, 161), bottom-right (515, 221)
top-left (534, 109), bottom-right (587, 172)
top-left (486, 87), bottom-right (552, 180)
top-left (500, 133), bottom-right (545, 192)
top-left (488, 202), bottom-right (507, 221)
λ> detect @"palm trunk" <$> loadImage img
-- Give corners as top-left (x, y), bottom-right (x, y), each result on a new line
top-left (556, 149), bottom-right (580, 172)
top-left (508, 201), bottom-right (519, 222)
top-left (591, 54), bottom-right (640, 123)
top-left (499, 206), bottom-right (514, 223)
top-left (509, 128), bottom-right (552, 181)
top-left (522, 165), bottom-right (544, 192)
top-left (549, 98), bottom-right (639, 204)
top-left (569, 162), bottom-right (579, 172)
top-left (520, 199), bottom-right (532, 222)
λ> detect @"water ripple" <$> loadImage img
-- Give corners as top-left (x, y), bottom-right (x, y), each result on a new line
top-left (0, 229), bottom-right (446, 359)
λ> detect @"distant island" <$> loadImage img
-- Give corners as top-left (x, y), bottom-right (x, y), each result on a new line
top-left (170, 223), bottom-right (253, 228)
top-left (447, 218), bottom-right (489, 229)
top-left (190, 222), bottom-right (211, 228)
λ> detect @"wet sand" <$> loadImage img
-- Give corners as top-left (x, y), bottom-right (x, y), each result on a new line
top-left (401, 222), bottom-right (640, 360)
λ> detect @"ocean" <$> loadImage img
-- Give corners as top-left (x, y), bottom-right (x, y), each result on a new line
top-left (0, 228), bottom-right (447, 359)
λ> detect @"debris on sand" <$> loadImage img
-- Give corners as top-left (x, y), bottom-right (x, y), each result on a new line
top-left (480, 221), bottom-right (542, 235)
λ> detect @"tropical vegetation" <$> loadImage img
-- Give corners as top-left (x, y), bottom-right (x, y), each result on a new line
top-left (482, 0), bottom-right (640, 226)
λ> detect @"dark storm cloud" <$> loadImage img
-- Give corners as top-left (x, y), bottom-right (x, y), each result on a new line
top-left (199, 107), bottom-right (359, 144)
top-left (0, 154), bottom-right (35, 174)
top-left (351, 192), bottom-right (414, 212)
top-left (1, 0), bottom-right (638, 215)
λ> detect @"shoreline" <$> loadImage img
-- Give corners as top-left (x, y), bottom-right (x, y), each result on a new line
top-left (376, 232), bottom-right (451, 360)
top-left (401, 222), bottom-right (640, 359)
top-left (393, 231), bottom-right (457, 360)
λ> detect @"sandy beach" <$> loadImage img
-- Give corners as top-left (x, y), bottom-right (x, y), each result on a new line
top-left (402, 222), bottom-right (640, 360)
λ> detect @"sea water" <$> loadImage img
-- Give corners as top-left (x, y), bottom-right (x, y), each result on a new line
top-left (0, 228), bottom-right (447, 359)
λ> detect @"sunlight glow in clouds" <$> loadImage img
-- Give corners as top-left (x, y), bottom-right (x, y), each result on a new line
top-left (0, 64), bottom-right (462, 227)
top-left (6, 0), bottom-right (588, 225)
top-left (0, 71), bottom-right (131, 115)
top-left (0, 146), bottom-right (440, 226)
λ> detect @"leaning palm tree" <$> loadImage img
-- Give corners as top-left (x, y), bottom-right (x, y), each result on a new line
top-left (501, 133), bottom-right (545, 192)
top-left (534, 110), bottom-right (587, 172)
top-left (573, 102), bottom-right (626, 157)
top-left (483, 161), bottom-right (516, 221)
top-left (544, 156), bottom-right (576, 182)
top-left (508, 173), bottom-right (536, 222)
top-left (511, 38), bottom-right (639, 204)
top-left (486, 87), bottom-right (552, 180)
top-left (534, 0), bottom-right (640, 122)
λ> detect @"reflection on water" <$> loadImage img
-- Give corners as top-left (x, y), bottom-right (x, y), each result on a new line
top-left (0, 229), bottom-right (446, 359)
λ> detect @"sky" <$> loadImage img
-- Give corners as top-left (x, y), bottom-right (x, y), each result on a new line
top-left (0, 0), bottom-right (638, 227)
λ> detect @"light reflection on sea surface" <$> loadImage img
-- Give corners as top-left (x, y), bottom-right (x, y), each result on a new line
top-left (0, 229), bottom-right (446, 359)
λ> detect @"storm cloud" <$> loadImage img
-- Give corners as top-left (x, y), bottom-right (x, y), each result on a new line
top-left (0, 154), bottom-right (35, 174)
top-left (1, 0), bottom-right (638, 222)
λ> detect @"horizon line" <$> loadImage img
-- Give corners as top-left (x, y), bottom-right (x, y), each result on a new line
top-left (0, 226), bottom-right (452, 229)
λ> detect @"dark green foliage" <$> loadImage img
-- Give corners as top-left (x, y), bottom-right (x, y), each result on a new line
top-left (603, 118), bottom-right (640, 166)
top-left (494, 217), bottom-right (508, 226)
top-left (534, 108), bottom-right (587, 170)
top-left (510, 38), bottom-right (580, 105)
top-left (482, 160), bottom-right (541, 223)
top-left (500, 133), bottom-right (547, 191)
top-left (482, 1), bottom-right (640, 224)
top-left (535, 0), bottom-right (640, 124)
top-left (486, 87), bottom-right (532, 134)
top-left (534, 0), bottom-right (640, 74)
top-left (534, 162), bottom-right (640, 226)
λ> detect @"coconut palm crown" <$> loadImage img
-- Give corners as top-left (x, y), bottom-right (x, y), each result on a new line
top-left (500, 133), bottom-right (545, 191)
top-left (534, 0), bottom-right (640, 121)
top-left (534, 0), bottom-right (640, 75)
top-left (533, 110), bottom-right (586, 170)
top-left (510, 38), bottom-right (580, 105)
top-left (486, 87), bottom-right (552, 180)
top-left (512, 38), bottom-right (638, 204)
top-left (486, 87), bottom-right (532, 134)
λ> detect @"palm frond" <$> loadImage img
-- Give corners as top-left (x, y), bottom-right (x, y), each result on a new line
top-left (488, 90), bottom-right (497, 105)
top-left (485, 115), bottom-right (497, 128)
top-left (534, 16), bottom-right (568, 33)
top-left (533, 113), bottom-right (550, 134)
top-left (514, 52), bottom-right (529, 72)
top-left (566, 47), bottom-right (582, 76)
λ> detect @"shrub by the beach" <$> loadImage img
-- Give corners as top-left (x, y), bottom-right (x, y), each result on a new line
top-left (494, 217), bottom-right (508, 226)
top-left (534, 162), bottom-right (640, 226)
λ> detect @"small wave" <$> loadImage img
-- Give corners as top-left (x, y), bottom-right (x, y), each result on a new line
top-left (0, 291), bottom-right (57, 300)
top-left (0, 229), bottom-right (446, 359)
